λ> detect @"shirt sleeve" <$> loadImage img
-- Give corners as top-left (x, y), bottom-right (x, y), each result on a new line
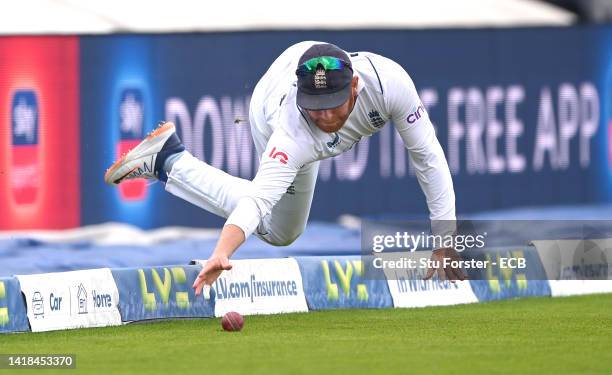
top-left (225, 128), bottom-right (314, 238)
top-left (384, 61), bottom-right (456, 227)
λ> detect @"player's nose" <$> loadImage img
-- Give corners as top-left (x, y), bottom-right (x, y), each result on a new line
top-left (309, 109), bottom-right (333, 122)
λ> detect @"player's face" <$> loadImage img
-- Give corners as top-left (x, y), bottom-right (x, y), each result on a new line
top-left (307, 76), bottom-right (359, 133)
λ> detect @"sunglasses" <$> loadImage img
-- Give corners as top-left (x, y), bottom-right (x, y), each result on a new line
top-left (296, 56), bottom-right (352, 75)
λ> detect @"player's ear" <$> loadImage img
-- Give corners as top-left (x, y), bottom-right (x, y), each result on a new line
top-left (351, 76), bottom-right (359, 94)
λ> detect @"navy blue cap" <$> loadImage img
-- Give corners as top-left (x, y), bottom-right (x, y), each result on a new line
top-left (295, 43), bottom-right (353, 110)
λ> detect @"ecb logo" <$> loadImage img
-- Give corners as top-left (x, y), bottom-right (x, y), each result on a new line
top-left (11, 90), bottom-right (39, 205)
top-left (117, 88), bottom-right (147, 201)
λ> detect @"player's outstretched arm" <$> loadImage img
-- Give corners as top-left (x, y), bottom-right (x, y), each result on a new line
top-left (384, 61), bottom-right (463, 281)
top-left (191, 129), bottom-right (311, 296)
top-left (192, 224), bottom-right (245, 295)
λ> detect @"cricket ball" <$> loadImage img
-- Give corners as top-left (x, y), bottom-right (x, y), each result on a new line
top-left (222, 311), bottom-right (244, 332)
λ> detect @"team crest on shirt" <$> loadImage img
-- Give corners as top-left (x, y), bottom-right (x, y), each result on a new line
top-left (314, 66), bottom-right (327, 89)
top-left (368, 109), bottom-right (385, 128)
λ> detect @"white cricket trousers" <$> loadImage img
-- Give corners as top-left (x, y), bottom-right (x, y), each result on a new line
top-left (164, 87), bottom-right (319, 246)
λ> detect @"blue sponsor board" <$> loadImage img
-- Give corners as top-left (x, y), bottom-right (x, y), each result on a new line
top-left (78, 27), bottom-right (611, 229)
top-left (601, 26), bottom-right (612, 201)
top-left (111, 265), bottom-right (214, 321)
top-left (79, 34), bottom-right (254, 228)
top-left (80, 36), bottom-right (162, 228)
top-left (0, 277), bottom-right (29, 333)
top-left (466, 246), bottom-right (551, 301)
top-left (295, 256), bottom-right (392, 309)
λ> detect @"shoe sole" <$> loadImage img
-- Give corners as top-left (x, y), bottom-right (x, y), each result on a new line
top-left (104, 122), bottom-right (175, 185)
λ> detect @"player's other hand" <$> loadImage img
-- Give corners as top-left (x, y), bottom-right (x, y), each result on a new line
top-left (193, 256), bottom-right (233, 296)
top-left (423, 247), bottom-right (466, 282)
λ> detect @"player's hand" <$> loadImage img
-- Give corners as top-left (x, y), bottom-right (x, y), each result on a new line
top-left (193, 256), bottom-right (233, 296)
top-left (423, 247), bottom-right (466, 282)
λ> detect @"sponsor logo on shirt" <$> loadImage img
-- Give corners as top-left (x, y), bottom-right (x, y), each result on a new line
top-left (407, 104), bottom-right (426, 124)
top-left (269, 146), bottom-right (288, 164)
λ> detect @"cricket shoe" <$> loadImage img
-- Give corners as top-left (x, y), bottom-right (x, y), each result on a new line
top-left (104, 121), bottom-right (185, 185)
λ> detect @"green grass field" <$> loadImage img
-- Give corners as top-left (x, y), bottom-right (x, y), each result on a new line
top-left (3, 294), bottom-right (612, 375)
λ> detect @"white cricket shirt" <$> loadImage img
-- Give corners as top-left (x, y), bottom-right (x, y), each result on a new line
top-left (226, 41), bottom-right (456, 238)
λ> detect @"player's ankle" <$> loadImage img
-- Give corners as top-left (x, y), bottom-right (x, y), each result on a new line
top-left (161, 151), bottom-right (186, 181)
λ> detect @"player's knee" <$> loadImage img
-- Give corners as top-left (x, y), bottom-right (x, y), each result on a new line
top-left (279, 230), bottom-right (303, 246)
top-left (263, 227), bottom-right (304, 247)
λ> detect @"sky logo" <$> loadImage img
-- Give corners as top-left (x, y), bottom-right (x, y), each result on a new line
top-left (117, 88), bottom-right (147, 201)
top-left (11, 90), bottom-right (39, 205)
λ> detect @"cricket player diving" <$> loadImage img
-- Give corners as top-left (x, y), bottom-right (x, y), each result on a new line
top-left (104, 41), bottom-right (465, 295)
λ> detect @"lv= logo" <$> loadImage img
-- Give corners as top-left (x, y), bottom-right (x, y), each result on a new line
top-left (0, 281), bottom-right (9, 326)
top-left (138, 268), bottom-right (190, 311)
top-left (321, 260), bottom-right (369, 301)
